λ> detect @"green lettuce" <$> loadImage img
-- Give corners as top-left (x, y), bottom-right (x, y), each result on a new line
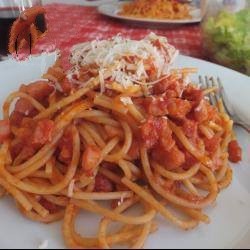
top-left (203, 9), bottom-right (250, 75)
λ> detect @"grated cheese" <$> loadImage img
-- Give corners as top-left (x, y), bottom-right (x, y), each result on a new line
top-left (70, 33), bottom-right (178, 89)
top-left (120, 96), bottom-right (133, 106)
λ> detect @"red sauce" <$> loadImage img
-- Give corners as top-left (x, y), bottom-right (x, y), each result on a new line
top-left (152, 145), bottom-right (185, 170)
top-left (182, 85), bottom-right (203, 106)
top-left (127, 140), bottom-right (140, 160)
top-left (58, 129), bottom-right (73, 164)
top-left (0, 119), bottom-right (10, 143)
top-left (203, 134), bottom-right (221, 155)
top-left (39, 198), bottom-right (61, 214)
top-left (140, 117), bottom-right (162, 149)
top-left (228, 140), bottom-right (242, 163)
top-left (94, 173), bottom-right (114, 192)
top-left (32, 119), bottom-right (55, 147)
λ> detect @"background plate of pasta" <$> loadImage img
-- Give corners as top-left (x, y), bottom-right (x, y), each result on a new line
top-left (0, 34), bottom-right (250, 249)
top-left (98, 0), bottom-right (208, 24)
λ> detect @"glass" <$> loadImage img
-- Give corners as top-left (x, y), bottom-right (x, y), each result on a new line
top-left (0, 0), bottom-right (42, 58)
top-left (202, 0), bottom-right (250, 76)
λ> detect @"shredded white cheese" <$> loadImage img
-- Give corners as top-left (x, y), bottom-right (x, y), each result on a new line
top-left (54, 81), bottom-right (63, 92)
top-left (120, 96), bottom-right (133, 106)
top-left (69, 33), bottom-right (179, 89)
top-left (38, 240), bottom-right (49, 249)
top-left (67, 179), bottom-right (75, 198)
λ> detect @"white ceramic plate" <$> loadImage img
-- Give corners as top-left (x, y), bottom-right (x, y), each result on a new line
top-left (0, 53), bottom-right (250, 249)
top-left (98, 0), bottom-right (207, 24)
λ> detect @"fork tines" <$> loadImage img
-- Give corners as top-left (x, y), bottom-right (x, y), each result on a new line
top-left (199, 76), bottom-right (219, 107)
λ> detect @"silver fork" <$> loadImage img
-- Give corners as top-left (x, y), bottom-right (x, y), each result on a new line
top-left (199, 76), bottom-right (250, 133)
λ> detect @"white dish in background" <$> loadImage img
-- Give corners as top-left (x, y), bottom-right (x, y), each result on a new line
top-left (0, 53), bottom-right (250, 249)
top-left (98, 0), bottom-right (208, 24)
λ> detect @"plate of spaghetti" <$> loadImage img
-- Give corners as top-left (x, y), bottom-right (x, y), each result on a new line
top-left (98, 0), bottom-right (208, 24)
top-left (0, 34), bottom-right (250, 249)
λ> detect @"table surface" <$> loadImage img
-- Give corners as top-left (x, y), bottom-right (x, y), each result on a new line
top-left (31, 3), bottom-right (204, 67)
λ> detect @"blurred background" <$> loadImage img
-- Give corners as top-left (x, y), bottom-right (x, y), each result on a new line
top-left (0, 0), bottom-right (249, 75)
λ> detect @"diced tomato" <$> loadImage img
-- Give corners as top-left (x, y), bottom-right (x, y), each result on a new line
top-left (167, 98), bottom-right (192, 119)
top-left (228, 140), bottom-right (242, 163)
top-left (140, 117), bottom-right (162, 149)
top-left (21, 117), bottom-right (37, 128)
top-left (159, 118), bottom-right (175, 152)
top-left (182, 85), bottom-right (203, 106)
top-left (19, 118), bottom-right (37, 142)
top-left (60, 78), bottom-right (72, 94)
top-left (167, 80), bottom-right (184, 97)
top-left (94, 173), bottom-right (114, 192)
top-left (153, 77), bottom-right (183, 97)
top-left (10, 139), bottom-right (24, 159)
top-left (82, 145), bottom-right (101, 177)
top-left (20, 81), bottom-right (54, 102)
top-left (128, 140), bottom-right (140, 160)
top-left (9, 111), bottom-right (24, 127)
top-left (16, 127), bottom-right (32, 142)
top-left (204, 134), bottom-right (221, 154)
top-left (14, 98), bottom-right (34, 115)
top-left (58, 130), bottom-right (73, 164)
top-left (17, 146), bottom-right (36, 163)
top-left (153, 77), bottom-right (172, 95)
top-left (59, 146), bottom-right (72, 164)
top-left (14, 81), bottom-right (53, 116)
top-left (165, 90), bottom-right (179, 99)
top-left (182, 119), bottom-right (198, 139)
top-left (152, 145), bottom-right (185, 170)
top-left (46, 65), bottom-right (65, 83)
top-left (9, 118), bottom-right (34, 156)
top-left (39, 197), bottom-right (60, 213)
top-left (0, 120), bottom-right (11, 143)
top-left (143, 96), bottom-right (192, 120)
top-left (193, 100), bottom-right (208, 123)
top-left (143, 97), bottom-right (168, 116)
top-left (140, 117), bottom-right (175, 151)
top-left (182, 150), bottom-right (198, 170)
top-left (32, 119), bottom-right (55, 147)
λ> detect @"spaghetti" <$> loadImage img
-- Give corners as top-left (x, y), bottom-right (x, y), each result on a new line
top-left (0, 34), bottom-right (242, 249)
top-left (119, 0), bottom-right (191, 20)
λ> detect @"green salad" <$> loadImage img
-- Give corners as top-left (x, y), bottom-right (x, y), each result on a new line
top-left (203, 8), bottom-right (250, 76)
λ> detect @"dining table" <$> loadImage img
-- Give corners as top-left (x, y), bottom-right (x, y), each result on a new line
top-left (32, 3), bottom-right (204, 67)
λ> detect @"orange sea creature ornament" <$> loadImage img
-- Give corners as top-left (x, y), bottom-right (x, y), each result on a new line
top-left (8, 6), bottom-right (47, 55)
